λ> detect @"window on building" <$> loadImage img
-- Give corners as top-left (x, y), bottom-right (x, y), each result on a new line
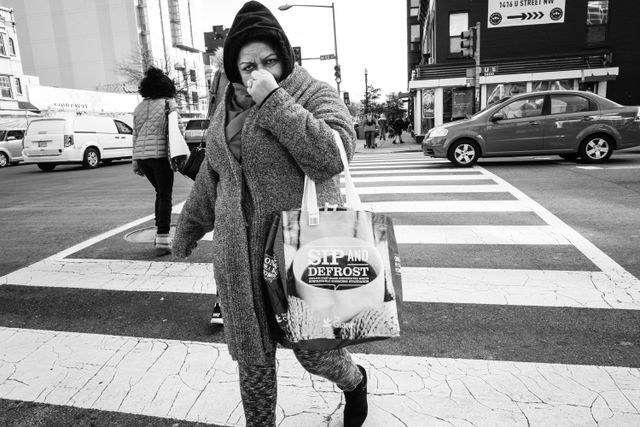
top-left (0, 75), bottom-right (13, 98)
top-left (0, 33), bottom-right (6, 56)
top-left (189, 69), bottom-right (196, 82)
top-left (14, 77), bottom-right (21, 95)
top-left (410, 24), bottom-right (420, 43)
top-left (449, 12), bottom-right (469, 55)
top-left (409, 0), bottom-right (419, 17)
top-left (168, 0), bottom-right (183, 46)
top-left (192, 91), bottom-right (198, 105)
top-left (8, 38), bottom-right (15, 56)
top-left (586, 0), bottom-right (608, 46)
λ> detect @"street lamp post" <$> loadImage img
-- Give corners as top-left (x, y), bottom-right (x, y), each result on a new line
top-left (278, 3), bottom-right (341, 94)
top-left (364, 68), bottom-right (368, 113)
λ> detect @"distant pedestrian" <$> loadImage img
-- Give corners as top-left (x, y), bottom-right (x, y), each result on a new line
top-left (378, 113), bottom-right (388, 141)
top-left (393, 116), bottom-right (404, 144)
top-left (132, 67), bottom-right (182, 255)
top-left (362, 112), bottom-right (377, 148)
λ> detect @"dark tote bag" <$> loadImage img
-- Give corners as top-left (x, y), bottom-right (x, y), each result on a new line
top-left (180, 146), bottom-right (205, 181)
top-left (263, 131), bottom-right (402, 351)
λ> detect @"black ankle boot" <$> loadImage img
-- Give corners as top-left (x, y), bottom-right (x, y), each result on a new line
top-left (344, 365), bottom-right (368, 427)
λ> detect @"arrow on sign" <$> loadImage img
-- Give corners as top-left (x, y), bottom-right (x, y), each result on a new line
top-left (507, 11), bottom-right (544, 20)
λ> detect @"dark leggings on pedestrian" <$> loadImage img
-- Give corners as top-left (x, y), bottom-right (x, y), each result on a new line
top-left (138, 158), bottom-right (174, 234)
top-left (238, 348), bottom-right (363, 426)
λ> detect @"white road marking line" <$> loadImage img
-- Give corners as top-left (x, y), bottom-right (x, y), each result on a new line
top-left (402, 267), bottom-right (640, 309)
top-left (370, 200), bottom-right (530, 212)
top-left (0, 258), bottom-right (216, 294)
top-left (342, 184), bottom-right (508, 194)
top-left (345, 175), bottom-right (492, 183)
top-left (480, 167), bottom-right (640, 291)
top-left (1, 327), bottom-right (638, 427)
top-left (395, 225), bottom-right (568, 245)
top-left (577, 165), bottom-right (640, 170)
top-left (350, 168), bottom-right (482, 175)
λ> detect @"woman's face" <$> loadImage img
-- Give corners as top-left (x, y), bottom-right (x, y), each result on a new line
top-left (237, 41), bottom-right (283, 87)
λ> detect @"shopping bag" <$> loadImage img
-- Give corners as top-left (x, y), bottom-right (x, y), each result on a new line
top-left (263, 130), bottom-right (402, 351)
top-left (165, 101), bottom-right (190, 160)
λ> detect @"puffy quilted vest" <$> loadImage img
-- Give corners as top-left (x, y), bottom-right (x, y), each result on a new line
top-left (132, 98), bottom-right (177, 160)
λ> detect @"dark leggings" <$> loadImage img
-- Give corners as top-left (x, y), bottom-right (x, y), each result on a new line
top-left (238, 348), bottom-right (363, 426)
top-left (138, 158), bottom-right (174, 234)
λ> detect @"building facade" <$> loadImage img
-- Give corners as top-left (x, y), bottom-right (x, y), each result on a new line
top-left (5, 0), bottom-right (207, 116)
top-left (0, 5), bottom-right (40, 122)
top-left (407, 0), bottom-right (637, 137)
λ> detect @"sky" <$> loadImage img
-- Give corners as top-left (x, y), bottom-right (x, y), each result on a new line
top-left (198, 0), bottom-right (408, 103)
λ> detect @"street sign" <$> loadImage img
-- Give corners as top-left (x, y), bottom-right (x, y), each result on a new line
top-left (319, 54), bottom-right (336, 60)
top-left (487, 0), bottom-right (565, 28)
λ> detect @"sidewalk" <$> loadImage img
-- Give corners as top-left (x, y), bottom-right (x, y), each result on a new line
top-left (354, 131), bottom-right (421, 155)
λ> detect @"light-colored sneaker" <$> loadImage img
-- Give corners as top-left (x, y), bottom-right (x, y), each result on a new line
top-left (155, 233), bottom-right (172, 255)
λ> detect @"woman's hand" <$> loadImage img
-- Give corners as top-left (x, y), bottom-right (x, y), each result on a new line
top-left (246, 69), bottom-right (279, 106)
top-left (132, 160), bottom-right (145, 177)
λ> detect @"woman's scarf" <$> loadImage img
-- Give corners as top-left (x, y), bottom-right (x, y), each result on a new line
top-left (225, 83), bottom-right (255, 161)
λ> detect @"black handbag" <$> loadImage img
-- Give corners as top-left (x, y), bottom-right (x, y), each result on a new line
top-left (180, 146), bottom-right (205, 181)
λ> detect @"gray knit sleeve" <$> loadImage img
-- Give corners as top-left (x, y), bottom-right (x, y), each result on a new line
top-left (255, 85), bottom-right (356, 183)
top-left (173, 156), bottom-right (218, 258)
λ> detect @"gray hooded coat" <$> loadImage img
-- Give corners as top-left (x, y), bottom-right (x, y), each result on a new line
top-left (173, 64), bottom-right (356, 365)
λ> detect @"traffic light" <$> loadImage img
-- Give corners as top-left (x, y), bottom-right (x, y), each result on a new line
top-left (334, 65), bottom-right (341, 83)
top-left (293, 46), bottom-right (302, 66)
top-left (460, 28), bottom-right (476, 58)
top-left (343, 91), bottom-right (350, 105)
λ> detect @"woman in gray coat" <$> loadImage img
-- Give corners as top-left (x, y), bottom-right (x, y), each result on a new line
top-left (173, 2), bottom-right (367, 426)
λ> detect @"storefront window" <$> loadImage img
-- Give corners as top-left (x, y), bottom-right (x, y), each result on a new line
top-left (486, 83), bottom-right (526, 106)
top-left (421, 89), bottom-right (435, 132)
top-left (443, 87), bottom-right (473, 122)
top-left (533, 80), bottom-right (573, 91)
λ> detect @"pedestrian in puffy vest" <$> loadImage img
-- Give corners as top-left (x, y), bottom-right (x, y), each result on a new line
top-left (132, 67), bottom-right (181, 255)
top-left (173, 2), bottom-right (367, 426)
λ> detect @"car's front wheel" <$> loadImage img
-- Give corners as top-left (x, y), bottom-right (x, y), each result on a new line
top-left (448, 139), bottom-right (480, 167)
top-left (83, 147), bottom-right (100, 169)
top-left (37, 163), bottom-right (56, 171)
top-left (579, 134), bottom-right (613, 163)
top-left (0, 152), bottom-right (8, 167)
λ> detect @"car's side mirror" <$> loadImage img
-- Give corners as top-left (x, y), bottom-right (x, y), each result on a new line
top-left (491, 113), bottom-right (505, 122)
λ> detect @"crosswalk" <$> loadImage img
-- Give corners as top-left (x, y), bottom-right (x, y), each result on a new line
top-left (1, 150), bottom-right (639, 426)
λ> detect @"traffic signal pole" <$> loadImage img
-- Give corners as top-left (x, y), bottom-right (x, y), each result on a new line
top-left (474, 22), bottom-right (481, 112)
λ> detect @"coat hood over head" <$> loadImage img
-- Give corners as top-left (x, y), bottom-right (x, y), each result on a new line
top-left (223, 1), bottom-right (295, 84)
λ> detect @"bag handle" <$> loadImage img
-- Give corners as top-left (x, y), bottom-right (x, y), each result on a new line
top-left (301, 129), bottom-right (363, 226)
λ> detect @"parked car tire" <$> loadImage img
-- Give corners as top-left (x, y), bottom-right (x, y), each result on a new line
top-left (448, 139), bottom-right (480, 167)
top-left (0, 152), bottom-right (8, 167)
top-left (579, 134), bottom-right (613, 163)
top-left (559, 153), bottom-right (579, 161)
top-left (83, 147), bottom-right (100, 169)
top-left (37, 163), bottom-right (56, 171)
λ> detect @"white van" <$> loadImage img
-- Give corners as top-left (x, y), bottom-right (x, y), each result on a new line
top-left (22, 116), bottom-right (133, 171)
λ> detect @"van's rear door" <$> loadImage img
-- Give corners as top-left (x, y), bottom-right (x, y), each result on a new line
top-left (23, 119), bottom-right (66, 157)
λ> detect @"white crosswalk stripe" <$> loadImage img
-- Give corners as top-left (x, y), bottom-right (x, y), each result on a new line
top-left (1, 149), bottom-right (639, 426)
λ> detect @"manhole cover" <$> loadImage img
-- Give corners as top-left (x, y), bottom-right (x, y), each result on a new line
top-left (124, 225), bottom-right (177, 243)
